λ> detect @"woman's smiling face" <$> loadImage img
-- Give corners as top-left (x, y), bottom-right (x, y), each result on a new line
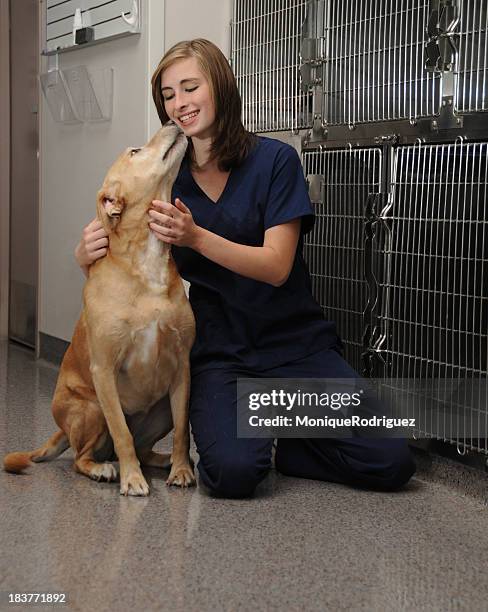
top-left (161, 56), bottom-right (216, 140)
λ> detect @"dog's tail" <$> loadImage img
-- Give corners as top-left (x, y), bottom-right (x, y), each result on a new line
top-left (3, 430), bottom-right (69, 474)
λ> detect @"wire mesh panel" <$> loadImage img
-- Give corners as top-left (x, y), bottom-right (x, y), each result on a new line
top-left (231, 0), bottom-right (488, 455)
top-left (375, 142), bottom-right (488, 452)
top-left (231, 0), bottom-right (309, 131)
top-left (302, 148), bottom-right (382, 372)
top-left (322, 1), bottom-right (442, 125)
top-left (455, 0), bottom-right (488, 113)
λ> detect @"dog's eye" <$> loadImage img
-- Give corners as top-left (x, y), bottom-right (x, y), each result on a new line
top-left (130, 148), bottom-right (141, 156)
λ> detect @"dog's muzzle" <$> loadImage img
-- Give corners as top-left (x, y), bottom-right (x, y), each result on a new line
top-left (162, 133), bottom-right (183, 161)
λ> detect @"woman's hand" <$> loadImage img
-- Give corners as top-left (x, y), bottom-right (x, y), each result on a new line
top-left (148, 198), bottom-right (201, 248)
top-left (75, 218), bottom-right (109, 276)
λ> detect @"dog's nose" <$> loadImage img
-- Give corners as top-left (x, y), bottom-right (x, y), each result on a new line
top-left (165, 119), bottom-right (183, 135)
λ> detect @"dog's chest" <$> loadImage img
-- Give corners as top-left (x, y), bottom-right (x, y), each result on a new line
top-left (127, 320), bottom-right (160, 365)
top-left (117, 311), bottom-right (181, 414)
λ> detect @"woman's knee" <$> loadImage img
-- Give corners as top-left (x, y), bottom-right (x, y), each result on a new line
top-left (277, 437), bottom-right (416, 492)
top-left (197, 445), bottom-right (272, 498)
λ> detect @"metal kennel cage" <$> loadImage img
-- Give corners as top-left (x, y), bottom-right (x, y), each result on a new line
top-left (231, 0), bottom-right (309, 131)
top-left (231, 0), bottom-right (488, 455)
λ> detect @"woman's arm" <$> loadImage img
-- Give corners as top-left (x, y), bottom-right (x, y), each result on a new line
top-left (193, 219), bottom-right (301, 287)
top-left (149, 198), bottom-right (301, 287)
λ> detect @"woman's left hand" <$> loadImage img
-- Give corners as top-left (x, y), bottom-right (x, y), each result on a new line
top-left (148, 198), bottom-right (200, 248)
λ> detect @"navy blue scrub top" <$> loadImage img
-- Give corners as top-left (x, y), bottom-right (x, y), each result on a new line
top-left (171, 135), bottom-right (341, 374)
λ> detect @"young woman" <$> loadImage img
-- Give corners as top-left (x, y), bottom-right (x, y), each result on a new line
top-left (75, 39), bottom-right (416, 498)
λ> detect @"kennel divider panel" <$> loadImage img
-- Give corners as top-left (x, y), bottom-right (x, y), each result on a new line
top-left (302, 147), bottom-right (383, 373)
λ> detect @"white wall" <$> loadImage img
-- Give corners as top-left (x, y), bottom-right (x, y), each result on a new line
top-left (39, 0), bottom-right (232, 343)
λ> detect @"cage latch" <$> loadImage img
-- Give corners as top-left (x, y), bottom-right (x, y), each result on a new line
top-left (362, 192), bottom-right (390, 377)
top-left (374, 134), bottom-right (399, 145)
top-left (425, 0), bottom-right (460, 73)
top-left (306, 174), bottom-right (324, 204)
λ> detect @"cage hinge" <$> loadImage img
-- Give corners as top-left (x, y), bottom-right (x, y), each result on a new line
top-left (300, 35), bottom-right (326, 141)
top-left (300, 39), bottom-right (323, 91)
top-left (425, 0), bottom-right (460, 73)
top-left (300, 0), bottom-right (327, 142)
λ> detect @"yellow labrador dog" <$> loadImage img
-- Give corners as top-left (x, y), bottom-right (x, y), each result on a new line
top-left (4, 123), bottom-right (196, 495)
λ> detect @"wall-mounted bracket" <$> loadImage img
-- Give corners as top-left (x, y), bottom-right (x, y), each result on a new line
top-left (432, 95), bottom-right (463, 130)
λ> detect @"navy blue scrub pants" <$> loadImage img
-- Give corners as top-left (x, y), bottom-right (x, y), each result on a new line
top-left (189, 346), bottom-right (416, 498)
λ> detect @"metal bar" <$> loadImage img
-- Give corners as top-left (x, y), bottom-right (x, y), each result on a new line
top-left (483, 2), bottom-right (488, 110)
top-left (469, 0), bottom-right (474, 111)
top-left (382, 1), bottom-right (387, 121)
top-left (456, 0), bottom-right (488, 112)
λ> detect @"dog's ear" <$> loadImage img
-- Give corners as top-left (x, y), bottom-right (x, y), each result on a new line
top-left (96, 186), bottom-right (125, 234)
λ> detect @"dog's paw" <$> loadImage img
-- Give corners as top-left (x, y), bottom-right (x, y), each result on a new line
top-left (89, 462), bottom-right (117, 482)
top-left (166, 464), bottom-right (196, 488)
top-left (120, 469), bottom-right (150, 496)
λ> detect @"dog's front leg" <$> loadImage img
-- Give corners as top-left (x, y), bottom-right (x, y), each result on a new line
top-left (167, 359), bottom-right (196, 487)
top-left (90, 362), bottom-right (149, 496)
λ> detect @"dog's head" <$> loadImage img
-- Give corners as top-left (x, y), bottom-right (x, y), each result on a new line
top-left (96, 122), bottom-right (188, 233)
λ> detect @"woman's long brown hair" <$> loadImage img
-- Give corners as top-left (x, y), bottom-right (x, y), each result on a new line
top-left (151, 38), bottom-right (257, 172)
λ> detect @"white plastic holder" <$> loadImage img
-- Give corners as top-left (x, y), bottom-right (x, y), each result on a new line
top-left (39, 53), bottom-right (82, 124)
top-left (62, 66), bottom-right (113, 122)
